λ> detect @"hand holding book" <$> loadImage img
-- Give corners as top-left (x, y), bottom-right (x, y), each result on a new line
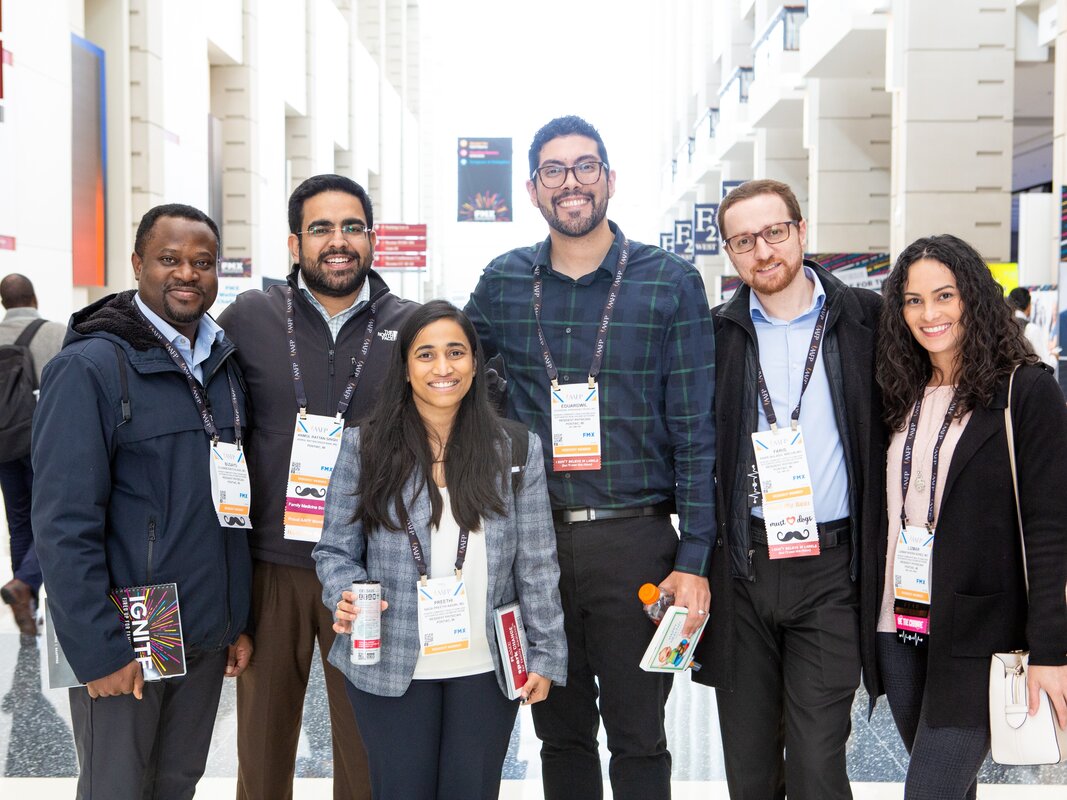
top-left (86, 660), bottom-right (145, 700)
top-left (519, 672), bottom-right (552, 705)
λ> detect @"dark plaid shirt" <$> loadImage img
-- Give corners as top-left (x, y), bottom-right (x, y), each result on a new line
top-left (466, 222), bottom-right (717, 576)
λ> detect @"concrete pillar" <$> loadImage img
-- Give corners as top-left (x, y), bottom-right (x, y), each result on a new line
top-left (889, 0), bottom-right (1015, 260)
top-left (805, 78), bottom-right (891, 253)
top-left (754, 126), bottom-right (809, 216)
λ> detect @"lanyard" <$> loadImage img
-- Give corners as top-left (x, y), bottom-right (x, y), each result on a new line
top-left (755, 303), bottom-right (830, 431)
top-left (531, 235), bottom-right (631, 390)
top-left (404, 510), bottom-right (469, 584)
top-left (899, 393), bottom-right (959, 528)
top-left (286, 287), bottom-right (377, 419)
top-left (133, 305), bottom-right (241, 444)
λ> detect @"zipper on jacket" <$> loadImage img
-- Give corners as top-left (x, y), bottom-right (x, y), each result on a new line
top-left (146, 517), bottom-right (157, 582)
top-left (328, 348), bottom-right (335, 376)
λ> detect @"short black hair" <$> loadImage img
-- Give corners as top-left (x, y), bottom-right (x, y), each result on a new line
top-left (528, 116), bottom-right (609, 177)
top-left (1007, 286), bottom-right (1031, 312)
top-left (0, 273), bottom-right (36, 309)
top-left (287, 174), bottom-right (374, 234)
top-left (134, 204), bottom-right (221, 257)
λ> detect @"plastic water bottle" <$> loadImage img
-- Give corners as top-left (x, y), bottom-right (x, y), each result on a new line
top-left (638, 583), bottom-right (674, 623)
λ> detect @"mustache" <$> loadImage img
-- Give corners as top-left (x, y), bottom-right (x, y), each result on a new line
top-left (165, 282), bottom-right (204, 296)
top-left (776, 529), bottom-right (811, 542)
top-left (224, 515), bottom-right (248, 527)
top-left (294, 485), bottom-right (327, 498)
top-left (553, 190), bottom-right (593, 207)
top-left (318, 248), bottom-right (360, 266)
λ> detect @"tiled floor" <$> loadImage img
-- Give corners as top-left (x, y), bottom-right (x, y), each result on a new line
top-left (1, 630), bottom-right (1066, 797)
top-left (2, 528), bottom-right (1065, 798)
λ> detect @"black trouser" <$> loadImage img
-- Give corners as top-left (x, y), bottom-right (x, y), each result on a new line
top-left (877, 633), bottom-right (990, 800)
top-left (0, 455), bottom-right (42, 591)
top-left (68, 647), bottom-right (228, 800)
top-left (531, 514), bottom-right (678, 800)
top-left (715, 541), bottom-right (860, 800)
top-left (344, 671), bottom-right (518, 800)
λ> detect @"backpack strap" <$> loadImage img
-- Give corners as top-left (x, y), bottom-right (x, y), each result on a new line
top-left (499, 418), bottom-right (529, 495)
top-left (112, 342), bottom-right (132, 425)
top-left (13, 318), bottom-right (47, 348)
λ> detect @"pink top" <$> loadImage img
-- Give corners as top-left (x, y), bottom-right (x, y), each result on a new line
top-left (878, 385), bottom-right (972, 633)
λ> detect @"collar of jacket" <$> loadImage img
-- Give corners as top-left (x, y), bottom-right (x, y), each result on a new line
top-left (67, 289), bottom-right (234, 378)
top-left (286, 265), bottom-right (394, 311)
top-left (716, 259), bottom-right (854, 334)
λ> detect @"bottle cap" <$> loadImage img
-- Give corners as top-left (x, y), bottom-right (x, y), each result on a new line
top-left (638, 583), bottom-right (660, 605)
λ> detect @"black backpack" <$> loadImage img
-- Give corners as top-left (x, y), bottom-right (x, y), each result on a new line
top-left (0, 318), bottom-right (47, 460)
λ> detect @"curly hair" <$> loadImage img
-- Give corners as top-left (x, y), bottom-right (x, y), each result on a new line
top-left (876, 234), bottom-right (1036, 430)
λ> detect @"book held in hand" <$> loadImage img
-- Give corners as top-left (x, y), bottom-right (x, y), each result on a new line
top-left (638, 605), bottom-right (708, 673)
top-left (493, 601), bottom-right (529, 700)
top-left (41, 582), bottom-right (186, 690)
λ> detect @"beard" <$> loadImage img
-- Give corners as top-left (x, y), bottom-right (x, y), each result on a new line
top-left (299, 245), bottom-right (371, 298)
top-left (162, 283), bottom-right (206, 325)
top-left (539, 189), bottom-right (609, 238)
top-left (747, 255), bottom-right (803, 295)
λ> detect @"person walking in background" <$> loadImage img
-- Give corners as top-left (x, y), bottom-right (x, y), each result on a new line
top-left (465, 115), bottom-right (716, 800)
top-left (314, 301), bottom-right (566, 800)
top-left (0, 274), bottom-right (64, 636)
top-left (1007, 286), bottom-right (1057, 368)
top-left (872, 234), bottom-right (1067, 799)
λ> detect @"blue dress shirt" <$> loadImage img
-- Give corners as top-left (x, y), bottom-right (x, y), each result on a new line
top-left (749, 267), bottom-right (850, 522)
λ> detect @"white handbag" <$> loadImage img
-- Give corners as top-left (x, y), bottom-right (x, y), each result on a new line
top-left (988, 369), bottom-right (1067, 765)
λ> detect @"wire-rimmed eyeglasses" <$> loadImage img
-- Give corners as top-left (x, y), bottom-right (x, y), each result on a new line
top-left (723, 221), bottom-right (799, 254)
top-left (297, 222), bottom-right (372, 240)
top-left (532, 161), bottom-right (608, 189)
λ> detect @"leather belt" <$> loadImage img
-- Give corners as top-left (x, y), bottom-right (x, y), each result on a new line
top-left (749, 515), bottom-right (851, 549)
top-left (553, 500), bottom-right (675, 525)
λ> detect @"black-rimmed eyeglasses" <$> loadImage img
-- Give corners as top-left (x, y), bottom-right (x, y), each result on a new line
top-left (532, 161), bottom-right (608, 189)
top-left (723, 221), bottom-right (798, 254)
top-left (297, 223), bottom-right (372, 240)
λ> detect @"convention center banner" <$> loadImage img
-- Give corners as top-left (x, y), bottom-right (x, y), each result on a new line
top-left (375, 223), bottom-right (427, 269)
top-left (674, 219), bottom-right (694, 262)
top-left (660, 232), bottom-right (674, 252)
top-left (693, 203), bottom-right (719, 255)
top-left (722, 179), bottom-right (746, 199)
top-left (457, 138), bottom-right (512, 222)
top-left (1060, 185), bottom-right (1066, 261)
top-left (71, 34), bottom-right (107, 287)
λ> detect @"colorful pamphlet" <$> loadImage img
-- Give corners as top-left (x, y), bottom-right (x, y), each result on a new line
top-left (638, 605), bottom-right (708, 673)
top-left (41, 582), bottom-right (186, 690)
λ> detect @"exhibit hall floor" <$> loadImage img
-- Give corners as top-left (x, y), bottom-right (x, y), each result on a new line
top-left (1, 526), bottom-right (1065, 798)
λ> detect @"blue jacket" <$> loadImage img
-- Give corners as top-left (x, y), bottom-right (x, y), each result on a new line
top-left (313, 427), bottom-right (567, 698)
top-left (31, 291), bottom-right (252, 683)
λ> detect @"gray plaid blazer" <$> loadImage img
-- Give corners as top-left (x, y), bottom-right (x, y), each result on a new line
top-left (313, 427), bottom-right (567, 698)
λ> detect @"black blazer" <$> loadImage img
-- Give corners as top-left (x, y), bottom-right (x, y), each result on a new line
top-left (865, 364), bottom-right (1067, 727)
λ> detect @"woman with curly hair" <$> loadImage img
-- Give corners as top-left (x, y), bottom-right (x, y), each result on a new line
top-left (871, 234), bottom-right (1067, 798)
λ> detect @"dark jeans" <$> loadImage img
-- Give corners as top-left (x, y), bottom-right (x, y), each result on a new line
top-left (0, 455), bottom-right (42, 592)
top-left (877, 633), bottom-right (990, 800)
top-left (344, 671), bottom-right (518, 800)
top-left (715, 542), bottom-right (860, 800)
top-left (531, 514), bottom-right (678, 800)
top-left (68, 648), bottom-right (228, 800)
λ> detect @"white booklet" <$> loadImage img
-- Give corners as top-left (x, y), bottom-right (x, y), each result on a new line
top-left (638, 605), bottom-right (708, 673)
top-left (493, 601), bottom-right (530, 700)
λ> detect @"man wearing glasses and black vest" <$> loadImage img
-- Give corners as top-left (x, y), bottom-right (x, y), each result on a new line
top-left (692, 179), bottom-right (884, 800)
top-left (465, 115), bottom-right (717, 800)
top-left (219, 175), bottom-right (416, 800)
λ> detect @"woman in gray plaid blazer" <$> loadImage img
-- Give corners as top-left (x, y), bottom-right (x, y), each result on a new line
top-left (313, 301), bottom-right (566, 800)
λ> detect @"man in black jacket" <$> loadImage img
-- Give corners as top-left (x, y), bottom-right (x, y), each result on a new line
top-left (218, 175), bottom-right (416, 800)
top-left (33, 204), bottom-right (254, 799)
top-left (692, 180), bottom-right (884, 799)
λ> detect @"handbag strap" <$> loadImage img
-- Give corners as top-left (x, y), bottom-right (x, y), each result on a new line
top-left (1003, 366), bottom-right (1029, 594)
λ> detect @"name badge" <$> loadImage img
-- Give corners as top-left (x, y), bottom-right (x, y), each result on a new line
top-left (284, 413), bottom-right (345, 542)
top-left (751, 426), bottom-right (820, 559)
top-left (416, 576), bottom-right (472, 656)
top-left (550, 381), bottom-right (601, 471)
top-left (893, 524), bottom-right (934, 607)
top-left (210, 441), bottom-right (252, 529)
